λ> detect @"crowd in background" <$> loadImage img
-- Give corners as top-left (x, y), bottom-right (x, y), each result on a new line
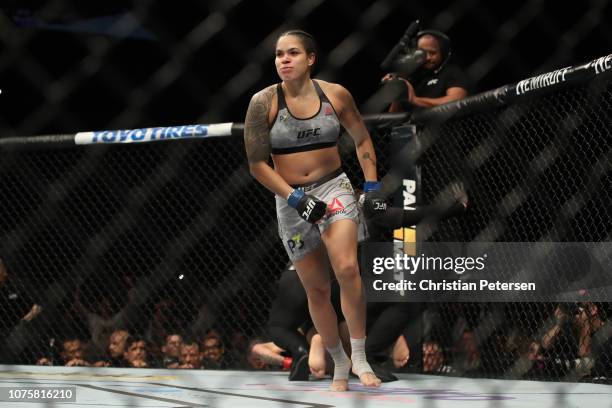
top-left (1, 257), bottom-right (610, 381)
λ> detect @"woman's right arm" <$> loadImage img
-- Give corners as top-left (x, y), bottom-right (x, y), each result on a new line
top-left (244, 87), bottom-right (293, 199)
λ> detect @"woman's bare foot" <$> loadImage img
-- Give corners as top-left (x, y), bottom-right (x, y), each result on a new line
top-left (330, 378), bottom-right (349, 391)
top-left (355, 371), bottom-right (382, 387)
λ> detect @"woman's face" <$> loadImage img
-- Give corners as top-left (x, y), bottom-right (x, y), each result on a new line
top-left (275, 35), bottom-right (315, 81)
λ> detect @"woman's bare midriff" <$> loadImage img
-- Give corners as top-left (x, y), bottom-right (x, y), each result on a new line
top-left (272, 146), bottom-right (342, 185)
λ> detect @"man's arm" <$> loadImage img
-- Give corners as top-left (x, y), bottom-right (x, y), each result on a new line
top-left (541, 305), bottom-right (566, 350)
top-left (410, 86), bottom-right (467, 108)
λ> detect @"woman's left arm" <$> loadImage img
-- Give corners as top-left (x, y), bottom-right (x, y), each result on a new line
top-left (335, 85), bottom-right (377, 182)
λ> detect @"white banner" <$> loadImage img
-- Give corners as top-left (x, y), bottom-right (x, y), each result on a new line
top-left (74, 123), bottom-right (234, 145)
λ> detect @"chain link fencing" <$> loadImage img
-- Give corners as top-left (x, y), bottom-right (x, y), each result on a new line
top-left (410, 72), bottom-right (612, 382)
top-left (0, 0), bottom-right (610, 391)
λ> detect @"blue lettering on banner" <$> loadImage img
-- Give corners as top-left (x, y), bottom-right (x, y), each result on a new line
top-left (91, 131), bottom-right (104, 143)
top-left (184, 125), bottom-right (195, 136)
top-left (119, 129), bottom-right (131, 142)
top-left (196, 125), bottom-right (207, 137)
top-left (87, 125), bottom-right (210, 144)
top-left (150, 127), bottom-right (164, 140)
top-left (102, 132), bottom-right (116, 143)
top-left (133, 128), bottom-right (146, 141)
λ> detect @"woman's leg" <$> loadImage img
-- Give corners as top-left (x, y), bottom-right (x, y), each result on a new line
top-left (322, 219), bottom-right (381, 388)
top-left (293, 244), bottom-right (349, 390)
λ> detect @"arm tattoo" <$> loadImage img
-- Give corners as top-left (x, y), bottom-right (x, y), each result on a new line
top-left (244, 86), bottom-right (275, 163)
top-left (362, 152), bottom-right (376, 166)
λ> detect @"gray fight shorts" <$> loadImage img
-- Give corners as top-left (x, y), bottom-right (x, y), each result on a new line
top-left (276, 168), bottom-right (359, 262)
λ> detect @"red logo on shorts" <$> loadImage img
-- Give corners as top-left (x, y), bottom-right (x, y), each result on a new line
top-left (328, 198), bottom-right (345, 213)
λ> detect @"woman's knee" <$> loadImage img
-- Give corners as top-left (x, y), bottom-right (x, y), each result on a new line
top-left (304, 283), bottom-right (331, 302)
top-left (333, 259), bottom-right (359, 283)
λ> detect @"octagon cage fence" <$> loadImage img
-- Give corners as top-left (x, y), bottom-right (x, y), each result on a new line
top-left (0, 52), bottom-right (610, 387)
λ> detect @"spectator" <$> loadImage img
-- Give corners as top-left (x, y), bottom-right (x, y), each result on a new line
top-left (143, 298), bottom-right (183, 351)
top-left (423, 340), bottom-right (453, 374)
top-left (161, 333), bottom-right (183, 368)
top-left (0, 258), bottom-right (42, 327)
top-left (226, 331), bottom-right (250, 369)
top-left (61, 338), bottom-right (90, 367)
top-left (201, 332), bottom-right (227, 369)
top-left (527, 303), bottom-right (601, 379)
top-left (123, 335), bottom-right (149, 368)
top-left (383, 28), bottom-right (468, 112)
top-left (0, 258), bottom-right (43, 363)
top-left (452, 329), bottom-right (481, 373)
top-left (532, 302), bottom-right (609, 379)
top-left (178, 339), bottom-right (202, 369)
top-left (93, 329), bottom-right (129, 367)
top-left (37, 337), bottom-right (89, 367)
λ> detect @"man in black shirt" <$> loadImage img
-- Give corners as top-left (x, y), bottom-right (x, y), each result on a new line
top-left (0, 258), bottom-right (43, 363)
top-left (385, 30), bottom-right (468, 111)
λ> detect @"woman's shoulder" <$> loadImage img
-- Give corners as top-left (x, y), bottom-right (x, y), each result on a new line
top-left (314, 79), bottom-right (346, 94)
top-left (251, 84), bottom-right (278, 101)
top-left (314, 80), bottom-right (352, 108)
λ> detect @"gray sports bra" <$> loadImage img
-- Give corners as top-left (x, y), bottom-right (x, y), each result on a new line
top-left (270, 80), bottom-right (341, 155)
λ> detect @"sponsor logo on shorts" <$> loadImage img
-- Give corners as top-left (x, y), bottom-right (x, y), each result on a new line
top-left (328, 197), bottom-right (346, 215)
top-left (339, 179), bottom-right (353, 193)
top-left (287, 233), bottom-right (305, 253)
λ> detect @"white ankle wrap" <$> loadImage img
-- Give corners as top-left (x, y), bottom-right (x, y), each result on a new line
top-left (326, 341), bottom-right (351, 381)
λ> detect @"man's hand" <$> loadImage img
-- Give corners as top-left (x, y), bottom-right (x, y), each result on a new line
top-left (22, 304), bottom-right (43, 322)
top-left (66, 358), bottom-right (90, 367)
top-left (130, 359), bottom-right (148, 368)
top-left (36, 357), bottom-right (53, 366)
top-left (382, 74), bottom-right (415, 102)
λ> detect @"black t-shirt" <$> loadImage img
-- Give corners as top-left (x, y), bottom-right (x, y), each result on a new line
top-left (0, 277), bottom-right (35, 336)
top-left (411, 65), bottom-right (468, 98)
top-left (398, 64), bottom-right (468, 111)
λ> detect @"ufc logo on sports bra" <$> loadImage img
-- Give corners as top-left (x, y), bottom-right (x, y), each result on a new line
top-left (297, 128), bottom-right (321, 139)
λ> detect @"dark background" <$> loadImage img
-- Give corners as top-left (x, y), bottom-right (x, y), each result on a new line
top-left (1, 0), bottom-right (610, 137)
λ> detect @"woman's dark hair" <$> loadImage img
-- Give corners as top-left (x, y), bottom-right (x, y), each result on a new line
top-left (277, 29), bottom-right (318, 56)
